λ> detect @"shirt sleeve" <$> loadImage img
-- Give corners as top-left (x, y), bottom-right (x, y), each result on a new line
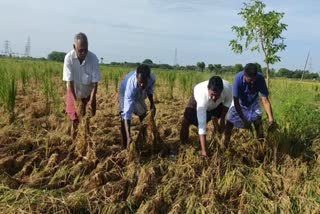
top-left (147, 73), bottom-right (156, 95)
top-left (92, 55), bottom-right (102, 83)
top-left (258, 76), bottom-right (269, 97)
top-left (63, 54), bottom-right (73, 81)
top-left (122, 80), bottom-right (137, 120)
top-left (194, 88), bottom-right (207, 135)
top-left (232, 74), bottom-right (240, 98)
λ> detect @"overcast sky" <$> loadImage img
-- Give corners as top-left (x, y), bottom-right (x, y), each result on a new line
top-left (0, 0), bottom-right (319, 71)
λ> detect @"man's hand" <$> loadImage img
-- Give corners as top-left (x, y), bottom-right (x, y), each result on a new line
top-left (268, 120), bottom-right (277, 132)
top-left (150, 104), bottom-right (156, 117)
top-left (242, 119), bottom-right (251, 129)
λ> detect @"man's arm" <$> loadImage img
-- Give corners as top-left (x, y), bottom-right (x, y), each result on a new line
top-left (147, 94), bottom-right (156, 116)
top-left (261, 96), bottom-right (274, 124)
top-left (89, 82), bottom-right (98, 116)
top-left (147, 74), bottom-right (156, 115)
top-left (234, 97), bottom-right (250, 128)
top-left (124, 119), bottom-right (132, 148)
top-left (196, 99), bottom-right (208, 157)
top-left (217, 106), bottom-right (229, 133)
top-left (122, 80), bottom-right (137, 146)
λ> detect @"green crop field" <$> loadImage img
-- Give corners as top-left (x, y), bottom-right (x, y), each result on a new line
top-left (0, 58), bottom-right (319, 213)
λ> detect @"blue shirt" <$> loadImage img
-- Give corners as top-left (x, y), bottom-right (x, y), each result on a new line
top-left (233, 71), bottom-right (269, 107)
top-left (120, 71), bottom-right (156, 120)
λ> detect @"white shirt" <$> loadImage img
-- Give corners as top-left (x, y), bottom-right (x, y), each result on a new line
top-left (194, 79), bottom-right (232, 135)
top-left (63, 50), bottom-right (101, 98)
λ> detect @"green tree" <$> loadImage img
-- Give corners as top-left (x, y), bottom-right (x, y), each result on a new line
top-left (233, 64), bottom-right (243, 73)
top-left (229, 0), bottom-right (287, 88)
top-left (143, 59), bottom-right (153, 65)
top-left (197, 62), bottom-right (205, 72)
top-left (48, 51), bottom-right (66, 62)
top-left (208, 64), bottom-right (214, 72)
top-left (213, 64), bottom-right (222, 74)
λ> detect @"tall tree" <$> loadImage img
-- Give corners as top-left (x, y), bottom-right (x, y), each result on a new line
top-left (48, 51), bottom-right (66, 62)
top-left (229, 0), bottom-right (287, 88)
top-left (213, 64), bottom-right (222, 74)
top-left (233, 64), bottom-right (244, 73)
top-left (143, 59), bottom-right (153, 65)
top-left (197, 62), bottom-right (205, 72)
top-left (208, 64), bottom-right (214, 72)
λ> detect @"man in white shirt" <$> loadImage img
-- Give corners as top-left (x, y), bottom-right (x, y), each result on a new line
top-left (180, 76), bottom-right (232, 157)
top-left (63, 32), bottom-right (101, 140)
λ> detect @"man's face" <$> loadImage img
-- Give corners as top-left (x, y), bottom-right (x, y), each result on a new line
top-left (208, 89), bottom-right (221, 102)
top-left (74, 40), bottom-right (88, 61)
top-left (136, 74), bottom-right (149, 90)
top-left (244, 75), bottom-right (257, 85)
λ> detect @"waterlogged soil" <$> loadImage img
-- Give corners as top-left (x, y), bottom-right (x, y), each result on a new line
top-left (0, 83), bottom-right (319, 213)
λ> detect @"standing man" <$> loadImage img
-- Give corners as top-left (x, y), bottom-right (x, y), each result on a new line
top-left (180, 76), bottom-right (232, 157)
top-left (224, 63), bottom-right (275, 144)
top-left (119, 64), bottom-right (156, 149)
top-left (63, 32), bottom-right (101, 140)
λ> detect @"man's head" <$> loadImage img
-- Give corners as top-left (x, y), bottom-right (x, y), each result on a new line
top-left (244, 63), bottom-right (258, 84)
top-left (73, 32), bottom-right (88, 61)
top-left (207, 76), bottom-right (223, 101)
top-left (136, 64), bottom-right (151, 89)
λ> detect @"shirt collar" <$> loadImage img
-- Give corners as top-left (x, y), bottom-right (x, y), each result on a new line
top-left (71, 50), bottom-right (88, 64)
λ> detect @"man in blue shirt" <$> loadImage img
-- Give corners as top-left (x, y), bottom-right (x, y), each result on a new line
top-left (119, 64), bottom-right (156, 149)
top-left (224, 63), bottom-right (275, 144)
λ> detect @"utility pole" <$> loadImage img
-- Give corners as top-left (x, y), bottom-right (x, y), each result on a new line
top-left (301, 50), bottom-right (310, 81)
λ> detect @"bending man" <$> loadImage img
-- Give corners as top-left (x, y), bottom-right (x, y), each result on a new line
top-left (180, 76), bottom-right (232, 157)
top-left (119, 64), bottom-right (156, 149)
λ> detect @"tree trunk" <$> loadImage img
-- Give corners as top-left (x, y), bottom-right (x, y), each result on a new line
top-left (266, 62), bottom-right (270, 89)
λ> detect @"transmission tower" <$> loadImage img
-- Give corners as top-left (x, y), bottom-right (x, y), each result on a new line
top-left (173, 48), bottom-right (178, 66)
top-left (4, 40), bottom-right (10, 56)
top-left (24, 36), bottom-right (31, 57)
top-left (308, 56), bottom-right (312, 73)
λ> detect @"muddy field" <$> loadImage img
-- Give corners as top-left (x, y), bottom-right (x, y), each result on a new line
top-left (0, 62), bottom-right (319, 213)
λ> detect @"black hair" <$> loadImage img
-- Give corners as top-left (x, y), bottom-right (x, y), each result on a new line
top-left (136, 64), bottom-right (151, 80)
top-left (244, 63), bottom-right (258, 77)
top-left (207, 76), bottom-right (223, 92)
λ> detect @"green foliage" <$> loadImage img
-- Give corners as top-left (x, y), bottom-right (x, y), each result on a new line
top-left (230, 0), bottom-right (287, 87)
top-left (41, 67), bottom-right (61, 113)
top-left (208, 64), bottom-right (214, 72)
top-left (280, 98), bottom-right (320, 141)
top-left (48, 51), bottom-right (67, 62)
top-left (20, 67), bottom-right (29, 95)
top-left (0, 70), bottom-right (17, 123)
top-left (166, 72), bottom-right (176, 99)
top-left (233, 64), bottom-right (243, 73)
top-left (213, 64), bottom-right (222, 74)
top-left (142, 59), bottom-right (153, 65)
top-left (196, 62), bottom-right (205, 72)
